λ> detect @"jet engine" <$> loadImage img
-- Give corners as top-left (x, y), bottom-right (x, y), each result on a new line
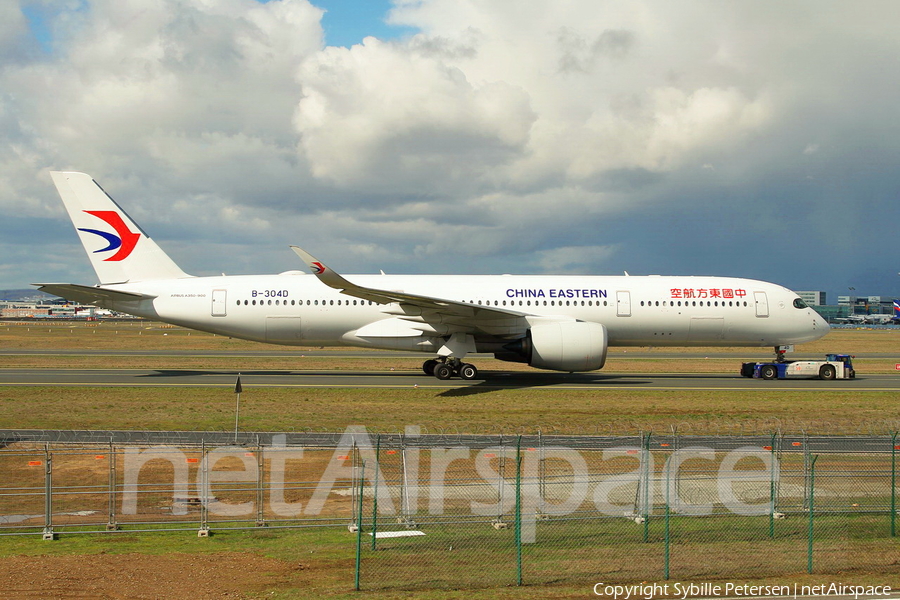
top-left (499, 321), bottom-right (608, 372)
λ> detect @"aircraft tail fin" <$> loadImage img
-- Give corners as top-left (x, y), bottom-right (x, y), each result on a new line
top-left (894, 299), bottom-right (900, 317)
top-left (50, 172), bottom-right (190, 284)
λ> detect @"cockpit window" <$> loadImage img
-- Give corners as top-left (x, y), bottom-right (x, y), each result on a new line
top-left (793, 298), bottom-right (809, 309)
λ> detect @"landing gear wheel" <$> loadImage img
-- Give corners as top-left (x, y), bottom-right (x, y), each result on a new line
top-left (819, 365), bottom-right (836, 380)
top-left (433, 363), bottom-right (453, 380)
top-left (423, 359), bottom-right (438, 376)
top-left (458, 363), bottom-right (478, 380)
top-left (760, 364), bottom-right (778, 380)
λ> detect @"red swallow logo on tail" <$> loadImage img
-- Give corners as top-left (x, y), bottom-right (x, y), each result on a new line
top-left (77, 211), bottom-right (141, 261)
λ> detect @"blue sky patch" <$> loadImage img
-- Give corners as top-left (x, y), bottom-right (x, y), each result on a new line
top-left (312, 0), bottom-right (418, 47)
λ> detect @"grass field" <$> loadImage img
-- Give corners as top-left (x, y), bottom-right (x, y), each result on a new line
top-left (0, 322), bottom-right (899, 597)
top-left (1, 323), bottom-right (898, 434)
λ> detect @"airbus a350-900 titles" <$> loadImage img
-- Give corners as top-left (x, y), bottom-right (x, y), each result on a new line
top-left (36, 172), bottom-right (830, 380)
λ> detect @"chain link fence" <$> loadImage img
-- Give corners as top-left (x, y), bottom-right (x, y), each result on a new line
top-left (350, 432), bottom-right (900, 589)
top-left (1, 429), bottom-right (898, 588)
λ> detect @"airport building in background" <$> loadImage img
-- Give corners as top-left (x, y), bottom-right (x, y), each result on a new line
top-left (796, 291), bottom-right (897, 323)
top-left (797, 291), bottom-right (827, 306)
top-left (0, 300), bottom-right (120, 319)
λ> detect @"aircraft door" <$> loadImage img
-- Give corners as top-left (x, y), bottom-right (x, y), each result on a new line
top-left (616, 291), bottom-right (631, 317)
top-left (211, 289), bottom-right (227, 317)
top-left (266, 316), bottom-right (302, 343)
top-left (754, 291), bottom-right (769, 317)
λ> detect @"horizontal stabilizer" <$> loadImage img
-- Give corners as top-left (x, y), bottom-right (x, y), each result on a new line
top-left (33, 283), bottom-right (156, 305)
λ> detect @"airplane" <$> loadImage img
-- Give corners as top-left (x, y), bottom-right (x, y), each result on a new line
top-left (863, 313), bottom-right (896, 325)
top-left (832, 314), bottom-right (867, 324)
top-left (35, 171), bottom-right (831, 380)
top-left (833, 304), bottom-right (899, 325)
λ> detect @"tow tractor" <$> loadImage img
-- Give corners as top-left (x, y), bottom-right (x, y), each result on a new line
top-left (741, 349), bottom-right (856, 380)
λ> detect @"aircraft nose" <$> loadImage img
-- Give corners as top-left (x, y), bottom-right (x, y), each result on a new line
top-left (814, 312), bottom-right (830, 335)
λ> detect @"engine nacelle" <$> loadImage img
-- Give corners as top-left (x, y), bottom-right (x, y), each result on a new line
top-left (503, 321), bottom-right (608, 372)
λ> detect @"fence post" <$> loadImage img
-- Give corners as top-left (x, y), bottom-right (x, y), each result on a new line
top-left (400, 445), bottom-right (412, 524)
top-left (515, 436), bottom-right (523, 586)
top-left (498, 437), bottom-right (506, 524)
top-left (769, 432), bottom-right (777, 538)
top-left (107, 440), bottom-right (119, 531)
top-left (538, 428), bottom-right (545, 517)
top-left (892, 432), bottom-right (897, 537)
top-left (807, 454), bottom-right (818, 574)
top-left (371, 435), bottom-right (380, 550)
top-left (42, 444), bottom-right (55, 540)
top-left (198, 440), bottom-right (209, 537)
top-left (642, 432), bottom-right (651, 543)
top-left (664, 448), bottom-right (671, 580)
top-left (350, 442), bottom-right (358, 531)
top-left (256, 441), bottom-right (265, 527)
top-left (354, 460), bottom-right (365, 591)
top-left (803, 432), bottom-right (810, 510)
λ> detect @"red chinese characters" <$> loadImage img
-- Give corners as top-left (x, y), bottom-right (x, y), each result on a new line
top-left (670, 288), bottom-right (746, 300)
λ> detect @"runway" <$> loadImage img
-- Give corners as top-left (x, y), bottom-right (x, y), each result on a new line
top-left (2, 348), bottom-right (897, 359)
top-left (1, 367), bottom-right (897, 391)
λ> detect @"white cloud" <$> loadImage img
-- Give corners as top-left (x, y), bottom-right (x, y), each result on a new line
top-left (1, 0), bottom-right (899, 295)
top-left (299, 1), bottom-right (782, 196)
top-left (294, 36), bottom-right (535, 194)
top-left (534, 245), bottom-right (619, 274)
top-left (0, 1), bottom-right (29, 58)
top-left (0, 0), bottom-right (323, 216)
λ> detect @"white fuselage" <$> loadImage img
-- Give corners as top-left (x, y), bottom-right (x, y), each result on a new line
top-left (43, 171), bottom-right (830, 375)
top-left (100, 272), bottom-right (829, 353)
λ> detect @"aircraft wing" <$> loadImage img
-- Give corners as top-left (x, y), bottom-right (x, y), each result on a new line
top-left (290, 246), bottom-right (529, 337)
top-left (33, 283), bottom-right (156, 306)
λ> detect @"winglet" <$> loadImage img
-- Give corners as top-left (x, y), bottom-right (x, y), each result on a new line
top-left (290, 246), bottom-right (355, 291)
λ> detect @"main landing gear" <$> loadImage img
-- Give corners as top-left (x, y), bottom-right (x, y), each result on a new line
top-left (423, 358), bottom-right (479, 381)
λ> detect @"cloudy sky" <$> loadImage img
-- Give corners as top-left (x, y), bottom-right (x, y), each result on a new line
top-left (2, 0), bottom-right (899, 301)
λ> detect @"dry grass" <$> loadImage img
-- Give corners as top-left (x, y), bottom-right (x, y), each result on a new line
top-left (1, 321), bottom-right (899, 597)
top-left (2, 320), bottom-right (897, 352)
top-left (1, 322), bottom-right (899, 434)
top-left (1, 322), bottom-right (898, 373)
top-left (0, 386), bottom-right (898, 436)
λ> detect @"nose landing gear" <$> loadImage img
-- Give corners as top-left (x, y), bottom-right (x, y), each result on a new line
top-left (422, 358), bottom-right (479, 380)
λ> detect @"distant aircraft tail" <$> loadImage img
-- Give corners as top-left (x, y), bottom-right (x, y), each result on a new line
top-left (894, 299), bottom-right (900, 317)
top-left (50, 172), bottom-right (190, 284)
